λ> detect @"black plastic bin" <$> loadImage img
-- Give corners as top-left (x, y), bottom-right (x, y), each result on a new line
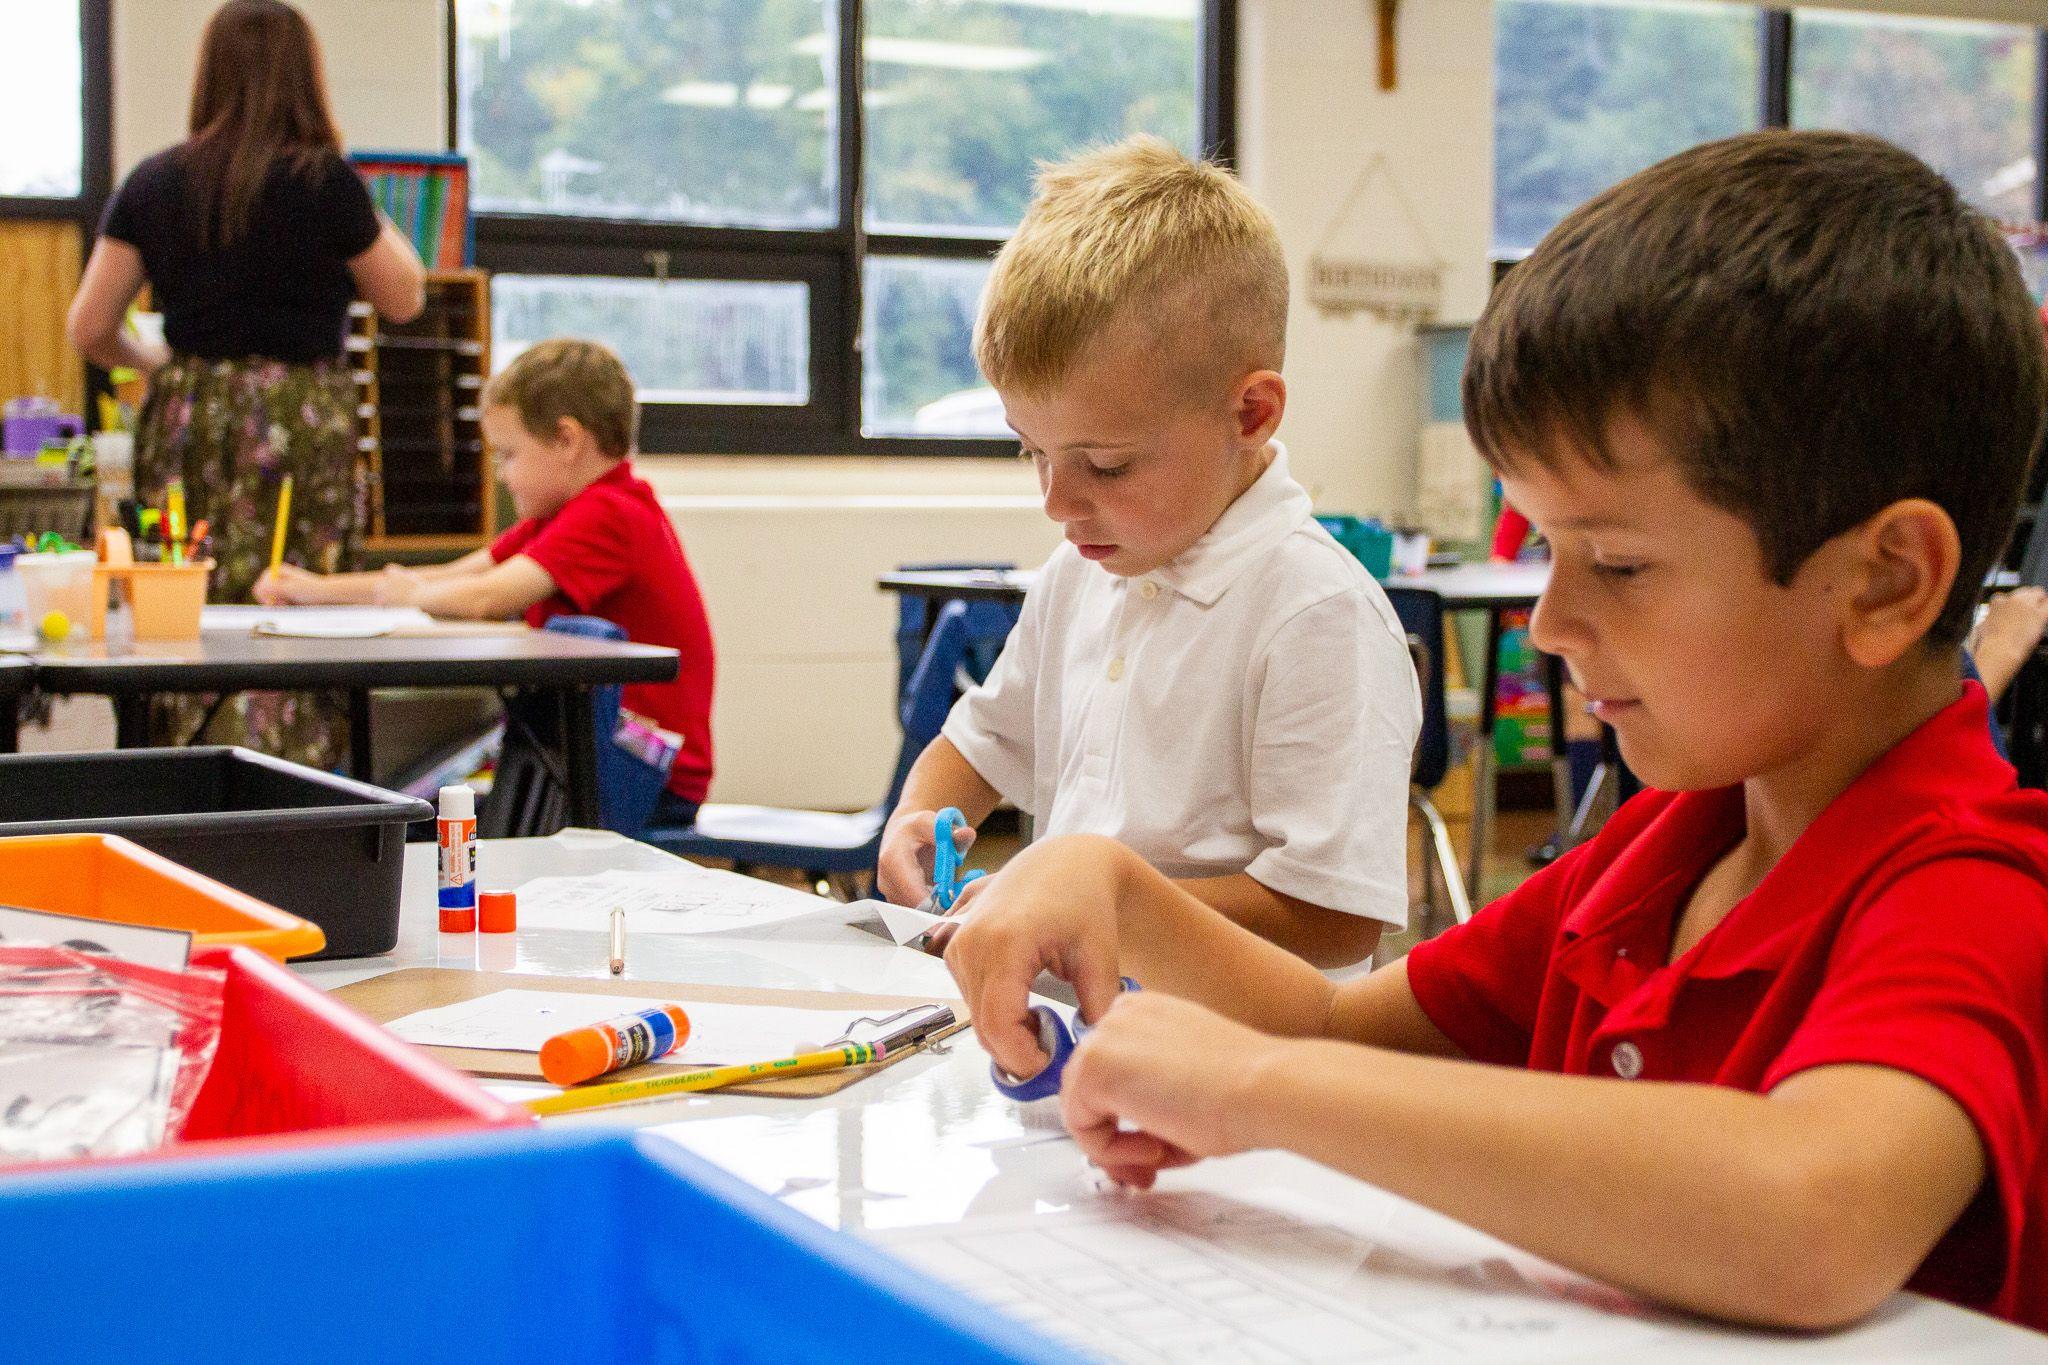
top-left (0, 747), bottom-right (433, 959)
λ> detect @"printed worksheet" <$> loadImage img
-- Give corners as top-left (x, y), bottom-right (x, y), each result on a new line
top-left (200, 605), bottom-right (435, 637)
top-left (383, 989), bottom-right (864, 1064)
top-left (874, 1183), bottom-right (1672, 1364)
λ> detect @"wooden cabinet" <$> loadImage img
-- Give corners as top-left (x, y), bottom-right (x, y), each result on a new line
top-left (349, 269), bottom-right (493, 554)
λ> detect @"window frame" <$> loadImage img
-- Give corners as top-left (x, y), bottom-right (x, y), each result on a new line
top-left (1492, 4), bottom-right (2048, 264)
top-left (448, 0), bottom-right (1237, 457)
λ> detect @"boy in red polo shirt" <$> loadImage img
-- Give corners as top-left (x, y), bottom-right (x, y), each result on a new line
top-left (943, 131), bottom-right (2048, 1335)
top-left (257, 338), bottom-right (715, 822)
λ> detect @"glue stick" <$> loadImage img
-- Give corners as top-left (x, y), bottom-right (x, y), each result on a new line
top-left (437, 785), bottom-right (477, 933)
top-left (540, 1005), bottom-right (691, 1087)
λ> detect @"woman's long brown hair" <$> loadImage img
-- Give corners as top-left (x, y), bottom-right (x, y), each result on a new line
top-left (183, 0), bottom-right (344, 248)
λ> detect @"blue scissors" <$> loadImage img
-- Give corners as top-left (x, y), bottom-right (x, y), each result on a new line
top-left (925, 806), bottom-right (985, 913)
top-left (991, 978), bottom-right (1141, 1102)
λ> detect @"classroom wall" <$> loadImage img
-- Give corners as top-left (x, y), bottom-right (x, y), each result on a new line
top-left (112, 0), bottom-right (446, 177)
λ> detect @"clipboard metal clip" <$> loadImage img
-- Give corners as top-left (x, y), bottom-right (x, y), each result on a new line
top-left (827, 1003), bottom-right (958, 1056)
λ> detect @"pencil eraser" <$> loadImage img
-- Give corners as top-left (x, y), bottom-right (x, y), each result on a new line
top-left (479, 889), bottom-right (517, 933)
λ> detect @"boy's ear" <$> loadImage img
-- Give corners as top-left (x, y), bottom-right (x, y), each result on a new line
top-left (552, 417), bottom-right (593, 454)
top-left (1836, 499), bottom-right (1960, 669)
top-left (1232, 369), bottom-right (1286, 447)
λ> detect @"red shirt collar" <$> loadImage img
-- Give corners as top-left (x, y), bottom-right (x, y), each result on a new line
top-left (1556, 681), bottom-right (2013, 1001)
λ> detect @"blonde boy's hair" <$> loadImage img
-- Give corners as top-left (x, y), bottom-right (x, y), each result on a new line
top-left (483, 338), bottom-right (637, 459)
top-left (974, 135), bottom-right (1288, 398)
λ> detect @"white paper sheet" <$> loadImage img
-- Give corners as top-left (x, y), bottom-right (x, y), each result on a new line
top-left (874, 1182), bottom-right (1668, 1365)
top-left (383, 988), bottom-right (866, 1064)
top-left (514, 867), bottom-right (852, 935)
top-left (201, 605), bottom-right (435, 637)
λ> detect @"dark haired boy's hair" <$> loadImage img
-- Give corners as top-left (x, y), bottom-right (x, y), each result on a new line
top-left (1465, 129), bottom-right (2047, 646)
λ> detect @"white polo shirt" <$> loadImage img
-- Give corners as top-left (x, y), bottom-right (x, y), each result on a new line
top-left (942, 444), bottom-right (1420, 925)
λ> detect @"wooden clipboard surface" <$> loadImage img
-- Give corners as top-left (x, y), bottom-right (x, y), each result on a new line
top-left (332, 968), bottom-right (970, 1098)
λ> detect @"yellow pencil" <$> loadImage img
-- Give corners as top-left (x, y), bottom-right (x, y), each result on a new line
top-left (268, 475), bottom-right (293, 571)
top-left (523, 1042), bottom-right (879, 1117)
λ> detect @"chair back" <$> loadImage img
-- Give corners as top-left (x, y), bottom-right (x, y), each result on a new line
top-left (882, 598), bottom-right (1018, 818)
top-left (1381, 585), bottom-right (1450, 791)
top-left (545, 614), bottom-right (669, 836)
top-left (892, 563), bottom-right (1018, 701)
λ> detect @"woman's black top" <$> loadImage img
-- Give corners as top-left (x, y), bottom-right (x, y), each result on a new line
top-left (101, 145), bottom-right (381, 365)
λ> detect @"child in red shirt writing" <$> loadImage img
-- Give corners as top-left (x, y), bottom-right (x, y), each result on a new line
top-left (259, 338), bottom-right (715, 822)
top-left (944, 131), bottom-right (2048, 1334)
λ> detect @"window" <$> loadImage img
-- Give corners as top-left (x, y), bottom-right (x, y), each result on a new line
top-left (1792, 11), bottom-right (2038, 223)
top-left (1494, 0), bottom-right (1762, 256)
top-left (454, 0), bottom-right (1227, 454)
top-left (0, 1), bottom-right (96, 205)
top-left (1496, 5), bottom-right (2048, 259)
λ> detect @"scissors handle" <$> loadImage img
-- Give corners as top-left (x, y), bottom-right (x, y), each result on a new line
top-left (990, 978), bottom-right (1140, 1102)
top-left (930, 807), bottom-right (983, 912)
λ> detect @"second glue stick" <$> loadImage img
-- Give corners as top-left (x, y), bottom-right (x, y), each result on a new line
top-left (540, 1005), bottom-right (692, 1086)
top-left (437, 784), bottom-right (478, 933)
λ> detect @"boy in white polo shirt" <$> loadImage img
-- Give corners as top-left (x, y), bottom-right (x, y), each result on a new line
top-left (876, 136), bottom-right (1418, 968)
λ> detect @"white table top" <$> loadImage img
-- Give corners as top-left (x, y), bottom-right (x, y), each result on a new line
top-left (293, 833), bottom-right (2045, 1363)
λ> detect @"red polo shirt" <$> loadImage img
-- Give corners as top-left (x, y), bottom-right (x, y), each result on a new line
top-left (1408, 683), bottom-right (2048, 1331)
top-left (490, 462), bottom-right (715, 803)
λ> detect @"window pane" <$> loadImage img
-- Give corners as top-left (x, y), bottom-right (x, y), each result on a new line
top-left (0, 2), bottom-right (82, 198)
top-left (493, 275), bottom-right (810, 406)
top-left (862, 256), bottom-right (1004, 437)
top-left (457, 0), bottom-right (835, 228)
top-left (865, 0), bottom-right (1201, 236)
top-left (1793, 12), bottom-right (2038, 222)
top-left (1494, 0), bottom-right (1760, 255)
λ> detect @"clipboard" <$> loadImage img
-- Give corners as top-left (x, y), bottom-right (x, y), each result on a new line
top-left (331, 968), bottom-right (970, 1098)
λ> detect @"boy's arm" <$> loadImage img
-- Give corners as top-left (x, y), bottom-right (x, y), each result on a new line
top-left (1066, 1002), bottom-right (1983, 1331)
top-left (389, 553), bottom-right (556, 621)
top-left (1174, 872), bottom-right (1382, 969)
top-left (255, 549), bottom-right (498, 606)
top-left (877, 736), bottom-right (1002, 905)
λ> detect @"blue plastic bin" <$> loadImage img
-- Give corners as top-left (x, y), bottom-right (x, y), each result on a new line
top-left (0, 1127), bottom-right (1078, 1365)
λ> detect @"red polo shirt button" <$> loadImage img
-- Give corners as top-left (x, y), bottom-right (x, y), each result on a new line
top-left (1610, 1041), bottom-right (1643, 1079)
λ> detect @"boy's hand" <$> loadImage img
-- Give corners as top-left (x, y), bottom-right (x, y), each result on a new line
top-left (371, 563), bottom-right (423, 607)
top-left (943, 835), bottom-right (1130, 1081)
top-left (1060, 992), bottom-right (1282, 1189)
top-left (877, 806), bottom-right (975, 907)
top-left (253, 563), bottom-right (318, 605)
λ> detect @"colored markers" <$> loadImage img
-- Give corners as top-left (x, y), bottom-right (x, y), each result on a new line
top-left (539, 1004), bottom-right (691, 1087)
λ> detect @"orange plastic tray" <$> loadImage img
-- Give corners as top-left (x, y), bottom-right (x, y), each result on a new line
top-left (0, 833), bottom-right (325, 960)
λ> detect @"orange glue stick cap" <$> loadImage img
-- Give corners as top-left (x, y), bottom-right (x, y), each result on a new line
top-left (479, 889), bottom-right (517, 933)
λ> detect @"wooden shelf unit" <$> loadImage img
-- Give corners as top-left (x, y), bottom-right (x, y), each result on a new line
top-left (350, 269), bottom-right (493, 554)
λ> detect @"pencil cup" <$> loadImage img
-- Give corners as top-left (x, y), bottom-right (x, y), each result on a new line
top-left (91, 561), bottom-right (213, 641)
top-left (18, 550), bottom-right (97, 637)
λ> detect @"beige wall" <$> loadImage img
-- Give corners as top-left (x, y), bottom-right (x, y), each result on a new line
top-left (112, 0), bottom-right (445, 176)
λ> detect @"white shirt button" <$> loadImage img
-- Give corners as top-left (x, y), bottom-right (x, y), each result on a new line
top-left (1610, 1041), bottom-right (1643, 1079)
top-left (1107, 658), bottom-right (1125, 682)
top-left (1140, 580), bottom-right (1160, 600)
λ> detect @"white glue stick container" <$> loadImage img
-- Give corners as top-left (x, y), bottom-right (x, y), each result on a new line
top-left (437, 784), bottom-right (478, 933)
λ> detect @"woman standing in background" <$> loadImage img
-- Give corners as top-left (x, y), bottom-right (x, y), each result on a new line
top-left (65, 0), bottom-right (424, 767)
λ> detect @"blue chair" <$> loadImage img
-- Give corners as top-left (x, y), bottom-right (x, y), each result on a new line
top-left (644, 598), bottom-right (1018, 895)
top-left (892, 562), bottom-right (1020, 705)
top-left (1382, 585), bottom-right (1473, 936)
top-left (481, 616), bottom-right (671, 839)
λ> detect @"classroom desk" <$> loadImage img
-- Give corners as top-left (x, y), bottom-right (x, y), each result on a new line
top-left (30, 631), bottom-right (678, 829)
top-left (295, 832), bottom-right (2047, 1363)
